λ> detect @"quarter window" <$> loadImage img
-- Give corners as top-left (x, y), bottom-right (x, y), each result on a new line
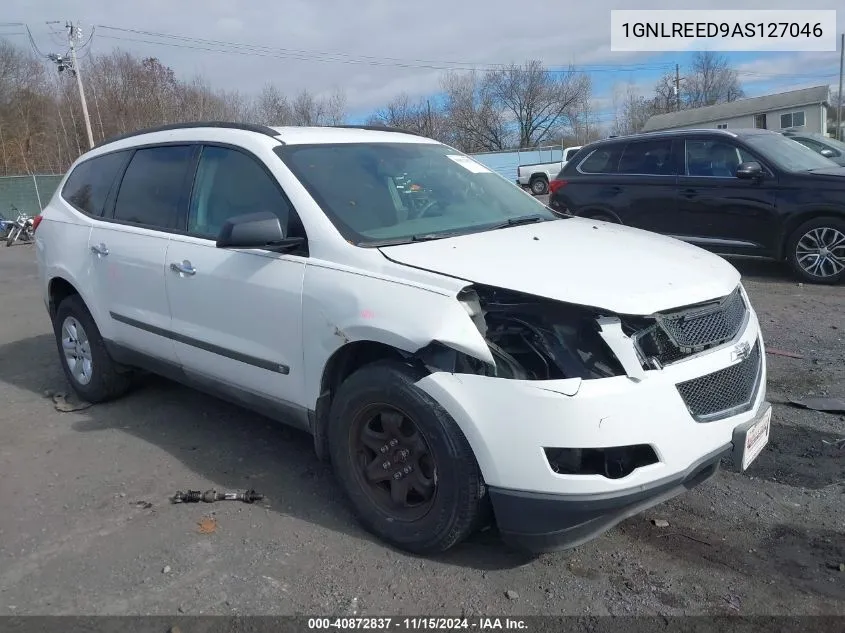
top-left (578, 145), bottom-right (623, 174)
top-left (113, 145), bottom-right (194, 229)
top-left (780, 111), bottom-right (805, 128)
top-left (187, 146), bottom-right (297, 240)
top-left (61, 151), bottom-right (130, 216)
top-left (617, 139), bottom-right (674, 175)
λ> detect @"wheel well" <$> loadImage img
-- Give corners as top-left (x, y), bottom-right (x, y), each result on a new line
top-left (780, 213), bottom-right (843, 260)
top-left (529, 173), bottom-right (548, 182)
top-left (580, 208), bottom-right (621, 223)
top-left (48, 277), bottom-right (80, 320)
top-left (312, 341), bottom-right (408, 461)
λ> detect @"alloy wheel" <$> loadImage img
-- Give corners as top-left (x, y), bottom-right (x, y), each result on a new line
top-left (61, 316), bottom-right (94, 386)
top-left (795, 226), bottom-right (845, 279)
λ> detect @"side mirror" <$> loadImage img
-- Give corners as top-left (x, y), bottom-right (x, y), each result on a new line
top-left (820, 148), bottom-right (836, 158)
top-left (736, 161), bottom-right (764, 181)
top-left (216, 211), bottom-right (303, 252)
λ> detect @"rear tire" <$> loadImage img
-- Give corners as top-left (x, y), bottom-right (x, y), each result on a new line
top-left (530, 176), bottom-right (548, 195)
top-left (786, 217), bottom-right (845, 284)
top-left (327, 360), bottom-right (486, 554)
top-left (53, 294), bottom-right (133, 403)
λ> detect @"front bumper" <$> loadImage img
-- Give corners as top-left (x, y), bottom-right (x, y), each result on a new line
top-left (413, 305), bottom-right (768, 551)
top-left (488, 443), bottom-right (729, 553)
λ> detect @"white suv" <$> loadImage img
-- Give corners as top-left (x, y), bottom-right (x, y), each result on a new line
top-left (34, 122), bottom-right (772, 554)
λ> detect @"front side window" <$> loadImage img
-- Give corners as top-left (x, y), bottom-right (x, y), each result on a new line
top-left (743, 133), bottom-right (837, 172)
top-left (62, 151), bottom-right (129, 216)
top-left (113, 145), bottom-right (194, 229)
top-left (188, 146), bottom-right (296, 240)
top-left (274, 142), bottom-right (557, 246)
top-left (685, 140), bottom-right (757, 177)
top-left (617, 139), bottom-right (674, 175)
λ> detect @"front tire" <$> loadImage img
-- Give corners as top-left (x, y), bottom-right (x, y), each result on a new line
top-left (786, 217), bottom-right (845, 284)
top-left (53, 294), bottom-right (133, 403)
top-left (327, 360), bottom-right (486, 554)
top-left (6, 227), bottom-right (19, 246)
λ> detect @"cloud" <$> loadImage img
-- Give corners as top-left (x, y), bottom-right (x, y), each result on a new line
top-left (7, 0), bottom-right (845, 113)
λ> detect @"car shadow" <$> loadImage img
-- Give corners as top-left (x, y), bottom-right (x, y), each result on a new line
top-left (724, 257), bottom-right (793, 283)
top-left (0, 333), bottom-right (536, 571)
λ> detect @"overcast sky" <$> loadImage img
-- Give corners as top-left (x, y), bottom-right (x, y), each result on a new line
top-left (3, 0), bottom-right (844, 124)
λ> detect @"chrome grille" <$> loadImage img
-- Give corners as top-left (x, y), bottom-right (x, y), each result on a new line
top-left (634, 286), bottom-right (748, 367)
top-left (658, 287), bottom-right (747, 352)
top-left (676, 340), bottom-right (762, 422)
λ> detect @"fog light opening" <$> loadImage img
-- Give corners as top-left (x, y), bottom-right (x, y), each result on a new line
top-left (544, 444), bottom-right (659, 480)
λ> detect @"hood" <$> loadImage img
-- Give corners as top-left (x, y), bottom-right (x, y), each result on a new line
top-left (378, 218), bottom-right (741, 315)
top-left (806, 166), bottom-right (845, 179)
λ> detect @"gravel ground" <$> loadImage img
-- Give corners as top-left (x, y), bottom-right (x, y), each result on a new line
top-left (0, 241), bottom-right (843, 617)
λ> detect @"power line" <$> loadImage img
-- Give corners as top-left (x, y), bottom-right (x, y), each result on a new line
top-left (94, 25), bottom-right (674, 74)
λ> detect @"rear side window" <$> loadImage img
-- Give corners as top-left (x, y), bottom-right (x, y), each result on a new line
top-left (61, 151), bottom-right (129, 216)
top-left (113, 145), bottom-right (194, 229)
top-left (577, 145), bottom-right (623, 174)
top-left (618, 139), bottom-right (675, 175)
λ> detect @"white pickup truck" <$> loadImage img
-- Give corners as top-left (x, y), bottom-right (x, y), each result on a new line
top-left (517, 146), bottom-right (582, 195)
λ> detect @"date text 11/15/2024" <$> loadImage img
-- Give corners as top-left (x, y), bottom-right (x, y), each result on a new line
top-left (308, 617), bottom-right (529, 630)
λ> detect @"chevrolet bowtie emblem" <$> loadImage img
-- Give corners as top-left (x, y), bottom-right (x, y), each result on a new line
top-left (731, 341), bottom-right (751, 363)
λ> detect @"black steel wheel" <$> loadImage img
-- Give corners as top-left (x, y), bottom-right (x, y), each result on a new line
top-left (327, 360), bottom-right (486, 554)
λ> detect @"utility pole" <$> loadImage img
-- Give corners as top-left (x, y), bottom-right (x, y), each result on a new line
top-left (675, 64), bottom-right (681, 112)
top-left (67, 22), bottom-right (94, 149)
top-left (837, 33), bottom-right (844, 141)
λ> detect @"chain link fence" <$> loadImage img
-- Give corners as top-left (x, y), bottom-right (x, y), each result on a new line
top-left (0, 175), bottom-right (64, 220)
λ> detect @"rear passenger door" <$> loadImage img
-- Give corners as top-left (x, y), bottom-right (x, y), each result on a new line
top-left (90, 144), bottom-right (199, 364)
top-left (164, 144), bottom-right (308, 418)
top-left (609, 138), bottom-right (680, 233)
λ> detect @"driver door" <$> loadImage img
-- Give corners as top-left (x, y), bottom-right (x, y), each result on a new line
top-left (163, 144), bottom-right (309, 416)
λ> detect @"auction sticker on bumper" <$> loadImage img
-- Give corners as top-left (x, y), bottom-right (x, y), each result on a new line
top-left (741, 405), bottom-right (771, 470)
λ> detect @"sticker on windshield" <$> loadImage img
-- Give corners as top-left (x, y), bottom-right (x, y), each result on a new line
top-left (446, 154), bottom-right (491, 173)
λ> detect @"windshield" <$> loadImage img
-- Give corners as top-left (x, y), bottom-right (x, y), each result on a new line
top-left (274, 142), bottom-right (558, 246)
top-left (744, 133), bottom-right (838, 172)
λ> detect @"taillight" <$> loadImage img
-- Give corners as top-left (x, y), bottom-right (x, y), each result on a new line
top-left (548, 179), bottom-right (567, 195)
top-left (32, 214), bottom-right (43, 232)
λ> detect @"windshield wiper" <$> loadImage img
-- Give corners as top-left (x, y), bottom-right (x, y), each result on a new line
top-left (487, 215), bottom-right (547, 230)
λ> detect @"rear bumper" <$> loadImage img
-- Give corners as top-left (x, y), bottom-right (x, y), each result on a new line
top-left (489, 444), bottom-right (730, 554)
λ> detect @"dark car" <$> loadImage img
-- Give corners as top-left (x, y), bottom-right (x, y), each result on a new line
top-left (548, 128), bottom-right (845, 284)
top-left (780, 130), bottom-right (845, 167)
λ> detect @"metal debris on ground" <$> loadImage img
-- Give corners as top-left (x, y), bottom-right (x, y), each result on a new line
top-left (51, 392), bottom-right (92, 412)
top-left (821, 438), bottom-right (845, 449)
top-left (197, 516), bottom-right (217, 534)
top-left (134, 501), bottom-right (153, 509)
top-left (765, 348), bottom-right (804, 359)
top-left (171, 489), bottom-right (264, 504)
top-left (651, 518), bottom-right (670, 528)
top-left (787, 397), bottom-right (845, 414)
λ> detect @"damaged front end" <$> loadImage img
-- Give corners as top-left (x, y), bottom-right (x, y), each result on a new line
top-left (416, 285), bottom-right (627, 382)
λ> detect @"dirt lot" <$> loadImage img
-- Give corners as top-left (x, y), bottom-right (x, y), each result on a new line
top-left (0, 241), bottom-right (843, 617)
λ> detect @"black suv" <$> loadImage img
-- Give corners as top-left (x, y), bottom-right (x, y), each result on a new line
top-left (548, 128), bottom-right (845, 284)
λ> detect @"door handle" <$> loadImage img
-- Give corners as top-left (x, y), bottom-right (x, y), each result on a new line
top-left (681, 188), bottom-right (698, 198)
top-left (605, 186), bottom-right (623, 194)
top-left (90, 243), bottom-right (109, 256)
top-left (170, 260), bottom-right (196, 276)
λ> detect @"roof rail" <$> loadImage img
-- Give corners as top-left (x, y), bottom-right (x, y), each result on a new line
top-left (329, 124), bottom-right (424, 137)
top-left (94, 121), bottom-right (282, 149)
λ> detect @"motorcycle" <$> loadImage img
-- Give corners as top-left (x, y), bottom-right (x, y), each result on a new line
top-left (5, 206), bottom-right (35, 247)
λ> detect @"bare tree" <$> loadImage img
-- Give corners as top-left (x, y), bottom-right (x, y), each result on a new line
top-left (485, 60), bottom-right (591, 148)
top-left (440, 70), bottom-right (510, 152)
top-left (612, 83), bottom-right (658, 136)
top-left (682, 51), bottom-right (744, 108)
top-left (367, 92), bottom-right (447, 140)
top-left (289, 87), bottom-right (347, 126)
